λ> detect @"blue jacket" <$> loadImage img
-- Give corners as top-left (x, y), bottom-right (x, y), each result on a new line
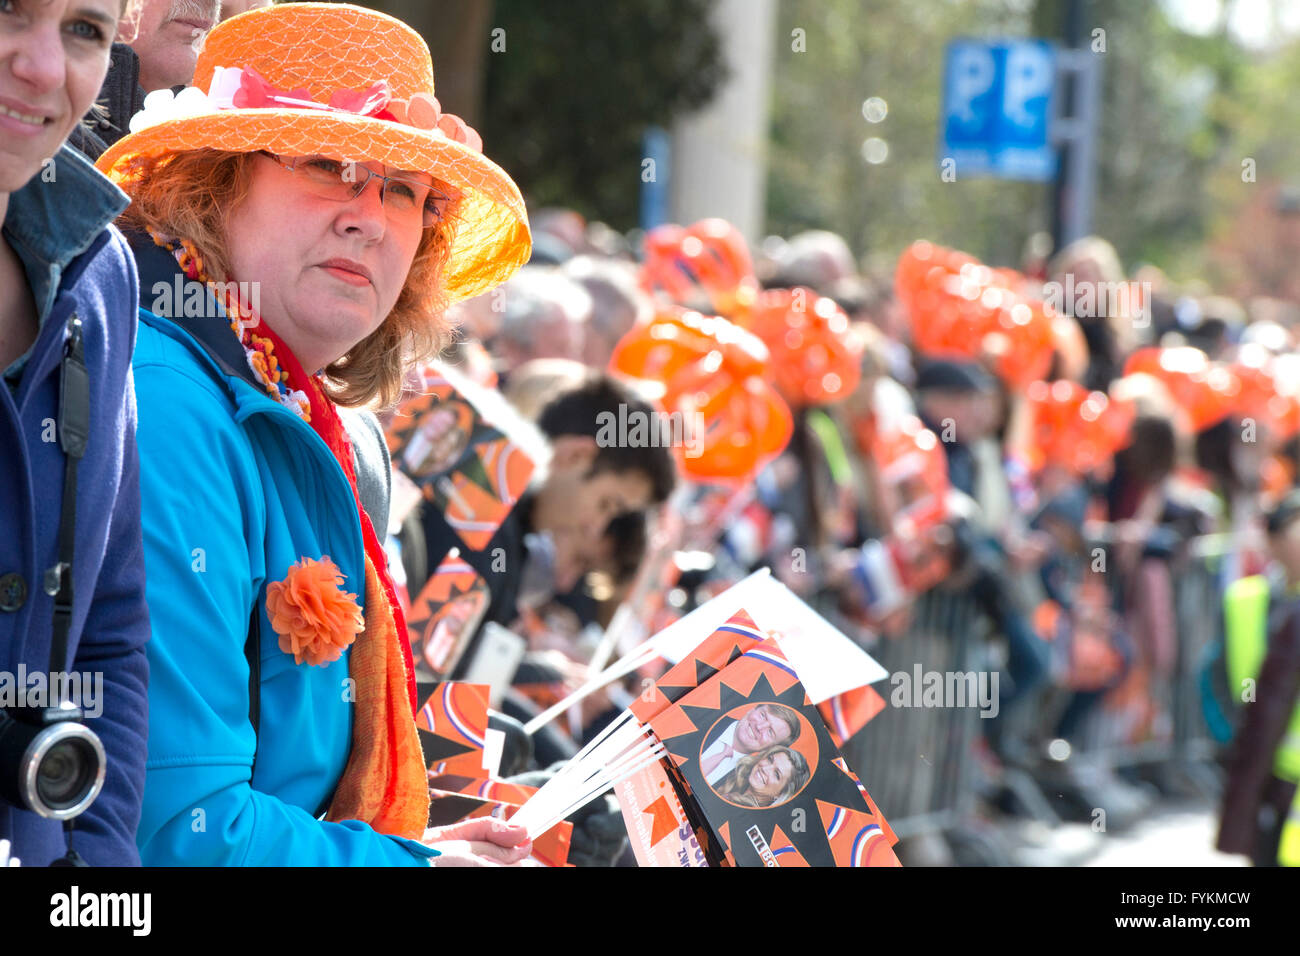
top-left (0, 146), bottom-right (150, 866)
top-left (126, 234), bottom-right (435, 865)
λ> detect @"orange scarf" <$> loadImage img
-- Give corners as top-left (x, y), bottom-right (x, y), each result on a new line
top-left (326, 553), bottom-right (429, 837)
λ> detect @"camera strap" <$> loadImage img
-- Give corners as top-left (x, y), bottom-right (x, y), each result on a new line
top-left (47, 314), bottom-right (89, 689)
top-left (45, 315), bottom-right (91, 868)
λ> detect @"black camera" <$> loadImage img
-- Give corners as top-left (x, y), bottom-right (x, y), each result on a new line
top-left (0, 702), bottom-right (105, 820)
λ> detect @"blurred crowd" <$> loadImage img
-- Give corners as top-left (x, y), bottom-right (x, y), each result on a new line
top-left (405, 207), bottom-right (1300, 867)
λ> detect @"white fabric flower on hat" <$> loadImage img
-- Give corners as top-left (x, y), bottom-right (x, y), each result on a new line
top-left (128, 86), bottom-right (216, 134)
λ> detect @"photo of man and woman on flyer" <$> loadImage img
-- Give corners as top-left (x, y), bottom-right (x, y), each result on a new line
top-left (701, 702), bottom-right (812, 810)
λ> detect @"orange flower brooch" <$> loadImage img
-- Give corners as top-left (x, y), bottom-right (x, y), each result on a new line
top-left (265, 557), bottom-right (365, 666)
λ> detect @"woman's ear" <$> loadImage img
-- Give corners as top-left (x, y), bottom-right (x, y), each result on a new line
top-left (549, 435), bottom-right (598, 473)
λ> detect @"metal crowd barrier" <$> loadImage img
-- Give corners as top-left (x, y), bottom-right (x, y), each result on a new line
top-left (843, 586), bottom-right (986, 842)
top-left (840, 530), bottom-right (1230, 857)
top-left (1071, 537), bottom-right (1223, 778)
top-left (1171, 545), bottom-right (1223, 771)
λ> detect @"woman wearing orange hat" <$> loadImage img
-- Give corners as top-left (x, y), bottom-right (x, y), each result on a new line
top-left (96, 4), bottom-right (532, 865)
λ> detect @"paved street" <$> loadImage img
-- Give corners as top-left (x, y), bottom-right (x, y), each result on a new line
top-left (977, 800), bottom-right (1251, 867)
top-left (1081, 803), bottom-right (1246, 867)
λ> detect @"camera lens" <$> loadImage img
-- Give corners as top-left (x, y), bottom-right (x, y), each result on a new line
top-left (35, 736), bottom-right (98, 812)
top-left (1, 715), bottom-right (107, 820)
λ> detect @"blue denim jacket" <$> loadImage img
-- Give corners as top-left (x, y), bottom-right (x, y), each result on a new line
top-left (0, 145), bottom-right (152, 866)
top-left (3, 145), bottom-right (129, 383)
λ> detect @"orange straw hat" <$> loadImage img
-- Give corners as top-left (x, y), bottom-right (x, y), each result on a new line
top-left (95, 2), bottom-right (530, 307)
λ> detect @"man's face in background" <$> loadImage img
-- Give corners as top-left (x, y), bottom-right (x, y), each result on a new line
top-left (919, 389), bottom-right (997, 444)
top-left (121, 0), bottom-right (218, 93)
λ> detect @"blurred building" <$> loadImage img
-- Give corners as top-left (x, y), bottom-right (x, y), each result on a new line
top-left (668, 0), bottom-right (778, 244)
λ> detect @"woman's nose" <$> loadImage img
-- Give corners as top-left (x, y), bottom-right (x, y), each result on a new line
top-left (336, 171), bottom-right (388, 238)
top-left (11, 23), bottom-right (68, 96)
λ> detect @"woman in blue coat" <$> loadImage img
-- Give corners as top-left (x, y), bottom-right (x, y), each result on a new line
top-left (0, 0), bottom-right (151, 866)
top-left (95, 3), bottom-right (533, 865)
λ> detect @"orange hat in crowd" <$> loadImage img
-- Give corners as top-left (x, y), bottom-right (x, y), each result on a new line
top-left (610, 308), bottom-right (792, 482)
top-left (640, 219), bottom-right (761, 320)
top-left (894, 240), bottom-right (1055, 390)
top-left (1123, 347), bottom-right (1239, 433)
top-left (1023, 380), bottom-right (1135, 476)
top-left (744, 287), bottom-right (862, 407)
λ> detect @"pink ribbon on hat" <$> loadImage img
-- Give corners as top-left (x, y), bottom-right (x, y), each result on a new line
top-left (207, 65), bottom-right (483, 153)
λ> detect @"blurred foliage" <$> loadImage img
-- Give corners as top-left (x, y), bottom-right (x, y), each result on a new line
top-left (768, 0), bottom-right (1043, 276)
top-left (766, 0), bottom-right (1263, 289)
top-left (1204, 11), bottom-right (1300, 301)
top-left (1083, 0), bottom-right (1242, 278)
top-left (481, 0), bottom-right (726, 229)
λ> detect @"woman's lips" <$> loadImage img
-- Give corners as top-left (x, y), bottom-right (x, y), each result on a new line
top-left (0, 97), bottom-right (53, 137)
top-left (322, 267), bottom-right (370, 287)
top-left (320, 260), bottom-right (373, 287)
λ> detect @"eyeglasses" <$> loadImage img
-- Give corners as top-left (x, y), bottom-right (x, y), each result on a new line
top-left (260, 153), bottom-right (456, 229)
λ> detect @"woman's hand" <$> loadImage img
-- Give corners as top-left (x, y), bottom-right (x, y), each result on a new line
top-left (422, 818), bottom-right (534, 867)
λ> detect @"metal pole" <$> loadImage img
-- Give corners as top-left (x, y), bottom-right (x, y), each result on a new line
top-left (1052, 0), bottom-right (1089, 251)
top-left (1069, 36), bottom-right (1102, 245)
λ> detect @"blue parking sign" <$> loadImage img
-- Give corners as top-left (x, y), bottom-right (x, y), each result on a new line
top-left (940, 39), bottom-right (1058, 181)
